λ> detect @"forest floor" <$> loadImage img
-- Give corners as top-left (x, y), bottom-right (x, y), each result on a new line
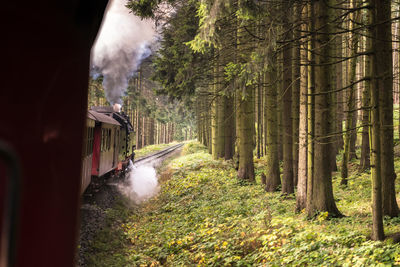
top-left (84, 141), bottom-right (400, 266)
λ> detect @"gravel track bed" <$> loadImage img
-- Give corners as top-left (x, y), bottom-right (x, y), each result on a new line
top-left (76, 173), bottom-right (125, 267)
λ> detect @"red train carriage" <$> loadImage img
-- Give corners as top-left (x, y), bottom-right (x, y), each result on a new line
top-left (91, 106), bottom-right (134, 170)
top-left (80, 109), bottom-right (134, 195)
top-left (89, 110), bottom-right (121, 177)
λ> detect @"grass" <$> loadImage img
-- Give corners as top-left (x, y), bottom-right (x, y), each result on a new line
top-left (85, 141), bottom-right (400, 266)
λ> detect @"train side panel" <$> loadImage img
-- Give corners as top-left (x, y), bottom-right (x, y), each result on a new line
top-left (89, 110), bottom-right (121, 177)
top-left (119, 128), bottom-right (128, 162)
top-left (98, 124), bottom-right (119, 176)
top-left (114, 128), bottom-right (120, 168)
top-left (91, 124), bottom-right (101, 176)
top-left (81, 117), bottom-right (95, 194)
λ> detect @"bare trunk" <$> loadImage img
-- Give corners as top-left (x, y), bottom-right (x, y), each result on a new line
top-left (237, 86), bottom-right (255, 181)
top-left (308, 0), bottom-right (342, 218)
top-left (282, 2), bottom-right (294, 194)
top-left (306, 1), bottom-right (315, 216)
top-left (361, 32), bottom-right (371, 170)
top-left (292, 2), bottom-right (301, 187)
top-left (379, 0), bottom-right (399, 217)
top-left (296, 3), bottom-right (308, 212)
top-left (265, 55), bottom-right (281, 192)
top-left (341, 0), bottom-right (359, 185)
top-left (224, 95), bottom-right (235, 160)
top-left (370, 0), bottom-right (384, 240)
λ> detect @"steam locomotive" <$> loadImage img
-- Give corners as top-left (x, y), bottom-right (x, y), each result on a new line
top-left (81, 106), bottom-right (134, 194)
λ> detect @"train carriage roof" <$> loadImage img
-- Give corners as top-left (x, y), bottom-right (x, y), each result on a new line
top-left (88, 110), bottom-right (121, 126)
top-left (90, 106), bottom-right (133, 132)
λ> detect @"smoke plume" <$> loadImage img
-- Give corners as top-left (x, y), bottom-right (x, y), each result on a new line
top-left (120, 161), bottom-right (160, 204)
top-left (91, 0), bottom-right (156, 105)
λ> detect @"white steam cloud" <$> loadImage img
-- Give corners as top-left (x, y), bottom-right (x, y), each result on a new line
top-left (120, 161), bottom-right (160, 204)
top-left (91, 0), bottom-right (156, 105)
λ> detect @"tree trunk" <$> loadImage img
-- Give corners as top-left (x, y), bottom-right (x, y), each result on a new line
top-left (257, 79), bottom-right (262, 159)
top-left (265, 55), bottom-right (281, 192)
top-left (306, 1), bottom-right (315, 216)
top-left (196, 97), bottom-right (202, 144)
top-left (207, 94), bottom-right (212, 153)
top-left (341, 1), bottom-right (359, 185)
top-left (370, 0), bottom-right (384, 240)
top-left (211, 61), bottom-right (218, 158)
top-left (328, 0), bottom-right (338, 173)
top-left (282, 2), bottom-right (294, 194)
top-left (378, 0), bottom-right (399, 218)
top-left (203, 95), bottom-right (209, 147)
top-left (292, 2), bottom-right (301, 187)
top-left (237, 85), bottom-right (255, 181)
top-left (216, 94), bottom-right (226, 158)
top-left (216, 57), bottom-right (225, 158)
top-left (136, 107), bottom-right (142, 149)
top-left (224, 95), bottom-right (235, 160)
top-left (142, 116), bottom-right (146, 147)
top-left (349, 112), bottom-right (358, 160)
top-left (296, 2), bottom-right (308, 212)
top-left (360, 32), bottom-right (371, 170)
top-left (307, 0), bottom-right (342, 218)
top-left (149, 118), bottom-right (155, 145)
top-left (277, 52), bottom-right (284, 162)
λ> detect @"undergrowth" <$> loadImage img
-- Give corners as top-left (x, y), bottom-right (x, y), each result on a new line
top-left (86, 141), bottom-right (400, 266)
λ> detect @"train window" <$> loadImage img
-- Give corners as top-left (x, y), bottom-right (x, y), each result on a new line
top-left (89, 127), bottom-right (92, 155)
top-left (116, 130), bottom-right (119, 149)
top-left (104, 129), bottom-right (108, 151)
top-left (87, 128), bottom-right (90, 156)
top-left (87, 127), bottom-right (94, 156)
top-left (102, 129), bottom-right (104, 152)
top-left (91, 127), bottom-right (94, 154)
top-left (105, 129), bottom-right (108, 151)
top-left (104, 128), bottom-right (109, 151)
top-left (108, 129), bottom-right (111, 150)
top-left (101, 128), bottom-right (105, 152)
top-left (106, 129), bottom-right (109, 151)
top-left (104, 128), bottom-right (107, 151)
top-left (86, 127), bottom-right (89, 156)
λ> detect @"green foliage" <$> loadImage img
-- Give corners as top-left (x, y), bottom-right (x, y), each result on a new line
top-left (224, 62), bottom-right (243, 82)
top-left (88, 76), bottom-right (108, 107)
top-left (126, 0), bottom-right (160, 18)
top-left (152, 1), bottom-right (207, 100)
top-left (126, 0), bottom-right (179, 19)
top-left (236, 0), bottom-right (258, 21)
top-left (181, 141), bottom-right (208, 155)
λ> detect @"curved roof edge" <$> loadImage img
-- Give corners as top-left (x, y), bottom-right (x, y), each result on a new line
top-left (88, 110), bottom-right (121, 126)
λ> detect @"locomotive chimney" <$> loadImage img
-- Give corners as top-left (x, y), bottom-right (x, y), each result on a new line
top-left (113, 103), bottom-right (121, 113)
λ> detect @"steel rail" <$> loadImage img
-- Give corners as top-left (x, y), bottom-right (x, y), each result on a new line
top-left (133, 143), bottom-right (184, 166)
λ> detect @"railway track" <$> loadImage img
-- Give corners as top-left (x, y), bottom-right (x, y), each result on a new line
top-left (132, 143), bottom-right (184, 166)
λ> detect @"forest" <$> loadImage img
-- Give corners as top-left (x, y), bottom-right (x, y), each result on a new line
top-left (84, 0), bottom-right (400, 265)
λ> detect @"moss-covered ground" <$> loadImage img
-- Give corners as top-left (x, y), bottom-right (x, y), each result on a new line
top-left (85, 141), bottom-right (400, 266)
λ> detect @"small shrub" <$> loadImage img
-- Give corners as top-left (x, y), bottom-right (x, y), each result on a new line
top-left (181, 141), bottom-right (208, 155)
